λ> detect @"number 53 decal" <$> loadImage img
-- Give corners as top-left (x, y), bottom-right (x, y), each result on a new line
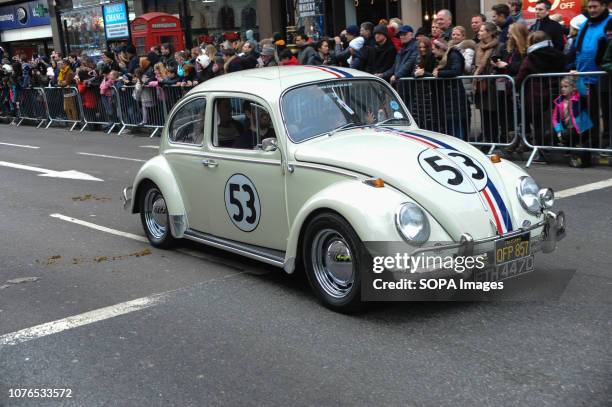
top-left (224, 174), bottom-right (261, 232)
top-left (418, 149), bottom-right (489, 193)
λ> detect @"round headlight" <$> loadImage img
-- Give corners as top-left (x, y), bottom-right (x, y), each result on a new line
top-left (396, 203), bottom-right (430, 245)
top-left (538, 188), bottom-right (554, 209)
top-left (517, 176), bottom-right (541, 214)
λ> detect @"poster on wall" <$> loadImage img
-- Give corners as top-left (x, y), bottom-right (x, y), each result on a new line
top-left (295, 0), bottom-right (325, 41)
top-left (522, 0), bottom-right (583, 26)
top-left (103, 2), bottom-right (129, 40)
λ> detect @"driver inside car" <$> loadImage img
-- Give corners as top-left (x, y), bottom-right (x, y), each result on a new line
top-left (241, 100), bottom-right (276, 149)
top-left (215, 98), bottom-right (244, 148)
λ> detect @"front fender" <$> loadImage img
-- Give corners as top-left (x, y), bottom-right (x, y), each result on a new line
top-left (130, 156), bottom-right (188, 233)
top-left (284, 180), bottom-right (451, 273)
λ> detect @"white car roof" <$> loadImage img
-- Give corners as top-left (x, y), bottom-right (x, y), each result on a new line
top-left (189, 66), bottom-right (374, 99)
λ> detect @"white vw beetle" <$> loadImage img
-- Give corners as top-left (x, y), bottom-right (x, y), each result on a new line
top-left (123, 66), bottom-right (565, 311)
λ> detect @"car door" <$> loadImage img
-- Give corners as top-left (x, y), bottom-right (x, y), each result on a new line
top-left (163, 95), bottom-right (210, 233)
top-left (200, 94), bottom-right (289, 251)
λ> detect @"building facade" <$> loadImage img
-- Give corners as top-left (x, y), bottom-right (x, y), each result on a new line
top-left (0, 0), bottom-right (53, 58)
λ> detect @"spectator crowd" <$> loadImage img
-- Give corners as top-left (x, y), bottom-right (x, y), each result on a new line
top-left (1, 0), bottom-right (611, 167)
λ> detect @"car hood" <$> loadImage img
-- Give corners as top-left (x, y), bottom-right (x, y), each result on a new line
top-left (293, 127), bottom-right (516, 240)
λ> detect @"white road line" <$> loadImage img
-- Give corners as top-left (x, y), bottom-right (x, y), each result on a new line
top-left (77, 152), bottom-right (146, 162)
top-left (556, 178), bottom-right (612, 199)
top-left (50, 213), bottom-right (148, 243)
top-left (139, 145), bottom-right (159, 149)
top-left (0, 142), bottom-right (40, 149)
top-left (0, 293), bottom-right (169, 347)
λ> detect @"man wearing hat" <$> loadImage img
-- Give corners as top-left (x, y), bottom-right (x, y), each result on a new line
top-left (334, 25), bottom-right (360, 66)
top-left (259, 45), bottom-right (278, 67)
top-left (371, 24), bottom-right (397, 77)
top-left (383, 25), bottom-right (418, 84)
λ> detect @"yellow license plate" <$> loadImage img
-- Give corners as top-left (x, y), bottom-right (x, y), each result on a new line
top-left (495, 232), bottom-right (530, 265)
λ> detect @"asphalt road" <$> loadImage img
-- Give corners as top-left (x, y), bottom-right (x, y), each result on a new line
top-left (0, 124), bottom-right (610, 407)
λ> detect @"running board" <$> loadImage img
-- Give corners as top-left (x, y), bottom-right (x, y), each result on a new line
top-left (183, 229), bottom-right (285, 268)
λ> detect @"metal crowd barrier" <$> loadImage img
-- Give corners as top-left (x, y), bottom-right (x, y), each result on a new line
top-left (113, 85), bottom-right (194, 137)
top-left (398, 75), bottom-right (518, 153)
top-left (43, 86), bottom-right (83, 131)
top-left (520, 71), bottom-right (611, 166)
top-left (78, 86), bottom-right (119, 133)
top-left (15, 88), bottom-right (48, 127)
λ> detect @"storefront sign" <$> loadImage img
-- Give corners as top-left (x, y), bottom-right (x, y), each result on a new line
top-left (522, 0), bottom-right (583, 26)
top-left (103, 2), bottom-right (129, 40)
top-left (0, 0), bottom-right (50, 30)
top-left (295, 0), bottom-right (325, 40)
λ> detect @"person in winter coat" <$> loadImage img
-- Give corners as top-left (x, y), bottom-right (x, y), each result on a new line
top-left (258, 46), bottom-right (279, 68)
top-left (76, 68), bottom-right (98, 123)
top-left (565, 14), bottom-right (588, 67)
top-left (383, 25), bottom-right (418, 84)
top-left (602, 20), bottom-right (612, 74)
top-left (450, 26), bottom-right (476, 74)
top-left (372, 24), bottom-right (397, 77)
top-left (240, 41), bottom-right (259, 69)
top-left (99, 68), bottom-right (119, 128)
top-left (491, 22), bottom-right (529, 151)
top-left (307, 39), bottom-right (335, 65)
top-left (552, 76), bottom-right (594, 167)
top-left (473, 21), bottom-right (505, 143)
top-left (222, 48), bottom-right (244, 73)
top-left (431, 39), bottom-right (469, 140)
top-left (515, 31), bottom-right (566, 157)
top-left (333, 25), bottom-right (361, 66)
top-left (491, 4), bottom-right (513, 45)
top-left (347, 37), bottom-right (366, 70)
top-left (529, 0), bottom-right (566, 51)
top-left (574, 0), bottom-right (611, 153)
top-left (411, 37), bottom-right (438, 130)
top-left (279, 49), bottom-right (299, 66)
top-left (295, 33), bottom-right (316, 65)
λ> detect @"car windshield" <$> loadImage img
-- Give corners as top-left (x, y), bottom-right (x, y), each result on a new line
top-left (281, 79), bottom-right (411, 142)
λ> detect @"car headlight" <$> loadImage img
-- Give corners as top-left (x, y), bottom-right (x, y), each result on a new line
top-left (517, 176), bottom-right (541, 214)
top-left (395, 203), bottom-right (430, 245)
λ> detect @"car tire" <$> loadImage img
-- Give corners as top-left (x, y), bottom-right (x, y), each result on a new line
top-left (302, 212), bottom-right (368, 313)
top-left (140, 182), bottom-right (176, 249)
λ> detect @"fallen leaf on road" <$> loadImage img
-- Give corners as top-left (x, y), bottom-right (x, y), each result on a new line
top-left (46, 255), bottom-right (62, 265)
top-left (94, 256), bottom-right (108, 263)
top-left (71, 194), bottom-right (111, 202)
top-left (130, 249), bottom-right (152, 258)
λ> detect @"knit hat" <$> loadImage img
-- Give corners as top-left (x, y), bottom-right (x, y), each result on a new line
top-left (196, 54), bottom-right (211, 69)
top-left (349, 37), bottom-right (365, 50)
top-left (373, 24), bottom-right (388, 37)
top-left (346, 25), bottom-right (359, 36)
top-left (2, 63), bottom-right (12, 73)
top-left (261, 46), bottom-right (275, 56)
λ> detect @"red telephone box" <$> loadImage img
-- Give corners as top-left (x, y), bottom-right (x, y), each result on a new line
top-left (131, 12), bottom-right (185, 55)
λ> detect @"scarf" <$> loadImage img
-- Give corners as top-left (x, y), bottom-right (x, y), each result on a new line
top-left (474, 38), bottom-right (499, 75)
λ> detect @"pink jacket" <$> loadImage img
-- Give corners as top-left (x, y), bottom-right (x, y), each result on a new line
top-left (100, 78), bottom-right (115, 98)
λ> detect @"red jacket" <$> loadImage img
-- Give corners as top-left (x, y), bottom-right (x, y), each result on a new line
top-left (281, 56), bottom-right (299, 66)
top-left (388, 27), bottom-right (401, 52)
top-left (77, 82), bottom-right (97, 109)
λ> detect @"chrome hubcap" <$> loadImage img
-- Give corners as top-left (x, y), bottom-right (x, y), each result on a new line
top-left (144, 188), bottom-right (167, 240)
top-left (311, 229), bottom-right (354, 299)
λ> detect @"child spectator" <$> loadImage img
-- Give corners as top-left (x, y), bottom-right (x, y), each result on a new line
top-left (552, 76), bottom-right (594, 167)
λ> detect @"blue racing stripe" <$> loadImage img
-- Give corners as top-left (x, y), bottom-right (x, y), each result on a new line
top-left (486, 180), bottom-right (513, 232)
top-left (324, 66), bottom-right (353, 78)
top-left (389, 128), bottom-right (456, 150)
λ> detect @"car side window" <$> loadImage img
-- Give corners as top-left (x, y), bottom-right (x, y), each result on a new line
top-left (169, 97), bottom-right (206, 145)
top-left (212, 97), bottom-right (276, 150)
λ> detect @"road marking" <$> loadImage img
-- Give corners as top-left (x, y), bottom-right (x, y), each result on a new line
top-left (0, 160), bottom-right (103, 181)
top-left (140, 145), bottom-right (159, 149)
top-left (0, 271), bottom-right (246, 348)
top-left (0, 293), bottom-right (170, 347)
top-left (50, 213), bottom-right (148, 242)
top-left (77, 152), bottom-right (146, 162)
top-left (0, 142), bottom-right (40, 149)
top-left (556, 178), bottom-right (612, 199)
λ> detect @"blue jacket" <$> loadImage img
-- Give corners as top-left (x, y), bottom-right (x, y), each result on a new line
top-left (552, 77), bottom-right (593, 134)
top-left (383, 39), bottom-right (417, 80)
top-left (575, 12), bottom-right (612, 84)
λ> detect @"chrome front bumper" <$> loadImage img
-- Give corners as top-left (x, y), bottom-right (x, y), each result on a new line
top-left (121, 186), bottom-right (133, 211)
top-left (411, 210), bottom-right (566, 258)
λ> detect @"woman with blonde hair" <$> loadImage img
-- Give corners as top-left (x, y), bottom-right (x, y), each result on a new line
top-left (450, 26), bottom-right (476, 74)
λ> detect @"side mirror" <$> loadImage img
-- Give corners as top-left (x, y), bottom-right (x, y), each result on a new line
top-left (261, 138), bottom-right (278, 152)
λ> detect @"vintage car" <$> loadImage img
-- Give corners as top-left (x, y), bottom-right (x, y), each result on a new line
top-left (122, 66), bottom-right (566, 311)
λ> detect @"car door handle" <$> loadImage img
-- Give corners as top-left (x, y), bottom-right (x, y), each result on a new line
top-left (201, 159), bottom-right (218, 168)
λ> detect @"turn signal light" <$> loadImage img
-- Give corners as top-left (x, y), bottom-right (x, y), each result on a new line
top-left (490, 154), bottom-right (502, 163)
top-left (364, 178), bottom-right (385, 188)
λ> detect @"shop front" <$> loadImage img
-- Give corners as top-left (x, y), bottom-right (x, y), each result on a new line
top-left (0, 0), bottom-right (53, 57)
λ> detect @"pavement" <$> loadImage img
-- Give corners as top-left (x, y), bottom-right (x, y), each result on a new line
top-left (0, 124), bottom-right (610, 406)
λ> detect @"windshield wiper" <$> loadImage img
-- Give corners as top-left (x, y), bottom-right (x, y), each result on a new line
top-left (374, 117), bottom-right (408, 127)
top-left (328, 122), bottom-right (364, 137)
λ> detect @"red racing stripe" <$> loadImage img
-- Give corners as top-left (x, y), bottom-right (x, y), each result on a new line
top-left (310, 66), bottom-right (342, 78)
top-left (482, 189), bottom-right (503, 234)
